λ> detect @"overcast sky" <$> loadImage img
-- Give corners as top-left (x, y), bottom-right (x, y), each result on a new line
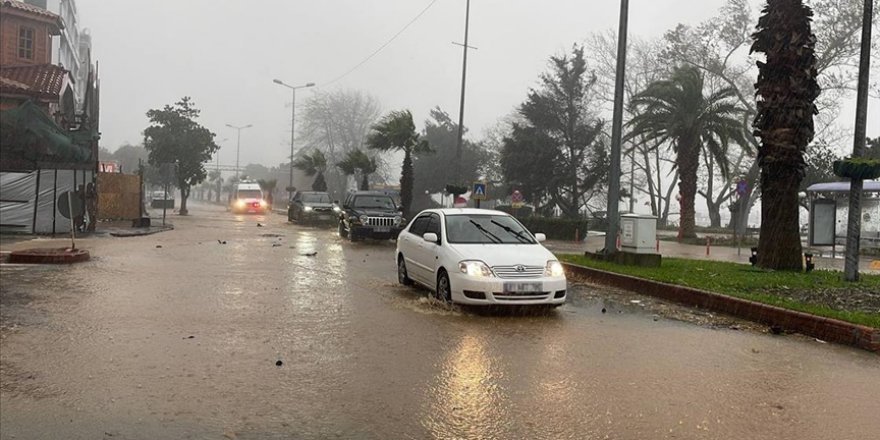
top-left (79, 0), bottom-right (878, 168)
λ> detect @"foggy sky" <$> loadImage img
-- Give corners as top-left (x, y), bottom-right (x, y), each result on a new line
top-left (78, 0), bottom-right (878, 167)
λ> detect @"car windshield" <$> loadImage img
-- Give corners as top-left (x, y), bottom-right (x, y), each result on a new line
top-left (445, 214), bottom-right (536, 244)
top-left (353, 195), bottom-right (396, 210)
top-left (303, 193), bottom-right (331, 203)
top-left (236, 190), bottom-right (262, 199)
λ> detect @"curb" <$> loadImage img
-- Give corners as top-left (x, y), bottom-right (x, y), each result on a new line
top-left (563, 262), bottom-right (880, 353)
top-left (108, 226), bottom-right (174, 238)
top-left (8, 248), bottom-right (91, 264)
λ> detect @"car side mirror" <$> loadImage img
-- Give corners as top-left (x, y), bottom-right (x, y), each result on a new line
top-left (423, 232), bottom-right (439, 243)
top-left (534, 233), bottom-right (547, 242)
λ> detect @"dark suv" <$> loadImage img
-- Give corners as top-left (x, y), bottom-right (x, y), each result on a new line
top-left (288, 191), bottom-right (337, 223)
top-left (337, 191), bottom-right (405, 241)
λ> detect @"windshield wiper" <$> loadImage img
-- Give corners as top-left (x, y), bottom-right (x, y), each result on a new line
top-left (469, 220), bottom-right (502, 243)
top-left (490, 220), bottom-right (532, 243)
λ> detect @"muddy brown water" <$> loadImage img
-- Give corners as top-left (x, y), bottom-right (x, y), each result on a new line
top-left (1, 202), bottom-right (878, 439)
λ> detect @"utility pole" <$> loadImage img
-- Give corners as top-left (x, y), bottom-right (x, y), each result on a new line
top-left (273, 79), bottom-right (315, 201)
top-left (844, 0), bottom-right (873, 282)
top-left (453, 0), bottom-right (476, 184)
top-left (605, 0), bottom-right (629, 254)
top-left (226, 124), bottom-right (252, 181)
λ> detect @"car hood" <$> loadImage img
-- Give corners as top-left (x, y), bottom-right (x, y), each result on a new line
top-left (304, 203), bottom-right (334, 209)
top-left (353, 210), bottom-right (400, 217)
top-left (447, 243), bottom-right (555, 267)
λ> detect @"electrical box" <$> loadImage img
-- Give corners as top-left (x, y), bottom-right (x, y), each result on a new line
top-left (620, 214), bottom-right (657, 254)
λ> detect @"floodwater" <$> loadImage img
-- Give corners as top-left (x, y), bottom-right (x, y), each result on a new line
top-left (1, 202), bottom-right (878, 439)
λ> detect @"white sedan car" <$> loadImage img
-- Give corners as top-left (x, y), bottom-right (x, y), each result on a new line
top-left (396, 208), bottom-right (566, 305)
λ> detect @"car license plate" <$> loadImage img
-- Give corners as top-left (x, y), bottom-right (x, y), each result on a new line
top-left (375, 227), bottom-right (390, 233)
top-left (317, 215), bottom-right (331, 221)
top-left (503, 282), bottom-right (543, 293)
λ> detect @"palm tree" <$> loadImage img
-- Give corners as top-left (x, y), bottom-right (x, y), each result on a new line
top-left (257, 179), bottom-right (278, 206)
top-left (337, 149), bottom-right (377, 191)
top-left (293, 150), bottom-right (328, 192)
top-left (751, 0), bottom-right (820, 270)
top-left (366, 110), bottom-right (430, 218)
top-left (628, 66), bottom-right (747, 239)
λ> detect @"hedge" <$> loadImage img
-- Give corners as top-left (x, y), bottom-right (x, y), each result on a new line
top-left (518, 217), bottom-right (608, 241)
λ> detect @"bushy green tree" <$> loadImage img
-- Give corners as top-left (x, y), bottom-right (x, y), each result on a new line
top-left (144, 97), bottom-right (219, 215)
top-left (501, 46), bottom-right (608, 218)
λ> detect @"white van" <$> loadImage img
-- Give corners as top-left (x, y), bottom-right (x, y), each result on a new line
top-left (230, 182), bottom-right (267, 214)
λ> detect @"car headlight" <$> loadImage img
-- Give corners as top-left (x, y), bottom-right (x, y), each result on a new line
top-left (304, 206), bottom-right (313, 212)
top-left (235, 200), bottom-right (245, 208)
top-left (545, 260), bottom-right (565, 277)
top-left (394, 216), bottom-right (403, 225)
top-left (260, 200), bottom-right (268, 207)
top-left (459, 260), bottom-right (494, 277)
top-left (360, 215), bottom-right (370, 224)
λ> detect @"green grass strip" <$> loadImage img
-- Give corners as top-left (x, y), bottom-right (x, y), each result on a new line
top-left (558, 254), bottom-right (880, 329)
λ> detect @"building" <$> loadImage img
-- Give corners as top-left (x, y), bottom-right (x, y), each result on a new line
top-left (20, 0), bottom-right (91, 110)
top-left (0, 0), bottom-right (99, 234)
top-left (0, 0), bottom-right (72, 115)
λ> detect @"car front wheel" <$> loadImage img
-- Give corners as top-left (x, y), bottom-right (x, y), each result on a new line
top-left (436, 270), bottom-right (451, 303)
top-left (398, 257), bottom-right (413, 286)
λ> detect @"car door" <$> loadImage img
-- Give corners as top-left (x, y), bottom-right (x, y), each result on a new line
top-left (402, 214), bottom-right (431, 284)
top-left (414, 213), bottom-right (443, 285)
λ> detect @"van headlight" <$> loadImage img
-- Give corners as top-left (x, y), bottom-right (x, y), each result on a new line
top-left (235, 200), bottom-right (246, 209)
top-left (545, 260), bottom-right (565, 277)
top-left (260, 200), bottom-right (268, 207)
top-left (459, 261), bottom-right (494, 277)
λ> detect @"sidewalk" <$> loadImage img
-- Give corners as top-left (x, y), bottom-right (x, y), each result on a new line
top-left (545, 234), bottom-right (880, 274)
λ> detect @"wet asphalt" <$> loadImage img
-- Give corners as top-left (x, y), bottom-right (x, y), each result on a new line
top-left (1, 201), bottom-right (878, 440)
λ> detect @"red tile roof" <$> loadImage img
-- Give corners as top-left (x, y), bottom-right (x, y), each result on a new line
top-left (0, 0), bottom-right (63, 29)
top-left (0, 64), bottom-right (68, 100)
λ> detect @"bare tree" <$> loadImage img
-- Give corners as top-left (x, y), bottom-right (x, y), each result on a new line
top-left (299, 89), bottom-right (382, 197)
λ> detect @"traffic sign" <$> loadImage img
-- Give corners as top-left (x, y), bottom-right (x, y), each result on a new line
top-left (511, 190), bottom-right (524, 208)
top-left (472, 182), bottom-right (487, 201)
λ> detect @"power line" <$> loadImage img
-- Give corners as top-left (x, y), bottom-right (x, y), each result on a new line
top-left (322, 0), bottom-right (440, 87)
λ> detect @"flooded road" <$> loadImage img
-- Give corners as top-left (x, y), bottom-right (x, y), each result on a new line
top-left (2, 202), bottom-right (878, 439)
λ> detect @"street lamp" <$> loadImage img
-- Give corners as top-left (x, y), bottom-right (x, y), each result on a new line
top-left (225, 124), bottom-right (252, 180)
top-left (272, 79), bottom-right (315, 199)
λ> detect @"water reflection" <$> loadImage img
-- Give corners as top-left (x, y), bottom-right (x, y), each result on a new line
top-left (422, 333), bottom-right (509, 439)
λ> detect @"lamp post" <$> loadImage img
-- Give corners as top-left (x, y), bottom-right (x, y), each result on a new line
top-left (225, 124), bottom-right (252, 181)
top-left (273, 79), bottom-right (315, 200)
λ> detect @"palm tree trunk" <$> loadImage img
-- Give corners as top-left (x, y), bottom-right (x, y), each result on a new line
top-left (757, 163), bottom-right (803, 270)
top-left (677, 144), bottom-right (699, 239)
top-left (360, 173), bottom-right (369, 191)
top-left (400, 149), bottom-right (414, 218)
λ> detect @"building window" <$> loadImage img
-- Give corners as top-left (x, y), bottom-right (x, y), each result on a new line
top-left (18, 27), bottom-right (35, 60)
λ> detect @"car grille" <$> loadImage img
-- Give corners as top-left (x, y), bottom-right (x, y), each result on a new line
top-left (493, 292), bottom-right (551, 300)
top-left (365, 217), bottom-right (395, 227)
top-left (491, 265), bottom-right (544, 279)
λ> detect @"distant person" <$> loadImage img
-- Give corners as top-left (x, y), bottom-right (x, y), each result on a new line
top-left (73, 184), bottom-right (86, 232)
top-left (86, 182), bottom-right (98, 232)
